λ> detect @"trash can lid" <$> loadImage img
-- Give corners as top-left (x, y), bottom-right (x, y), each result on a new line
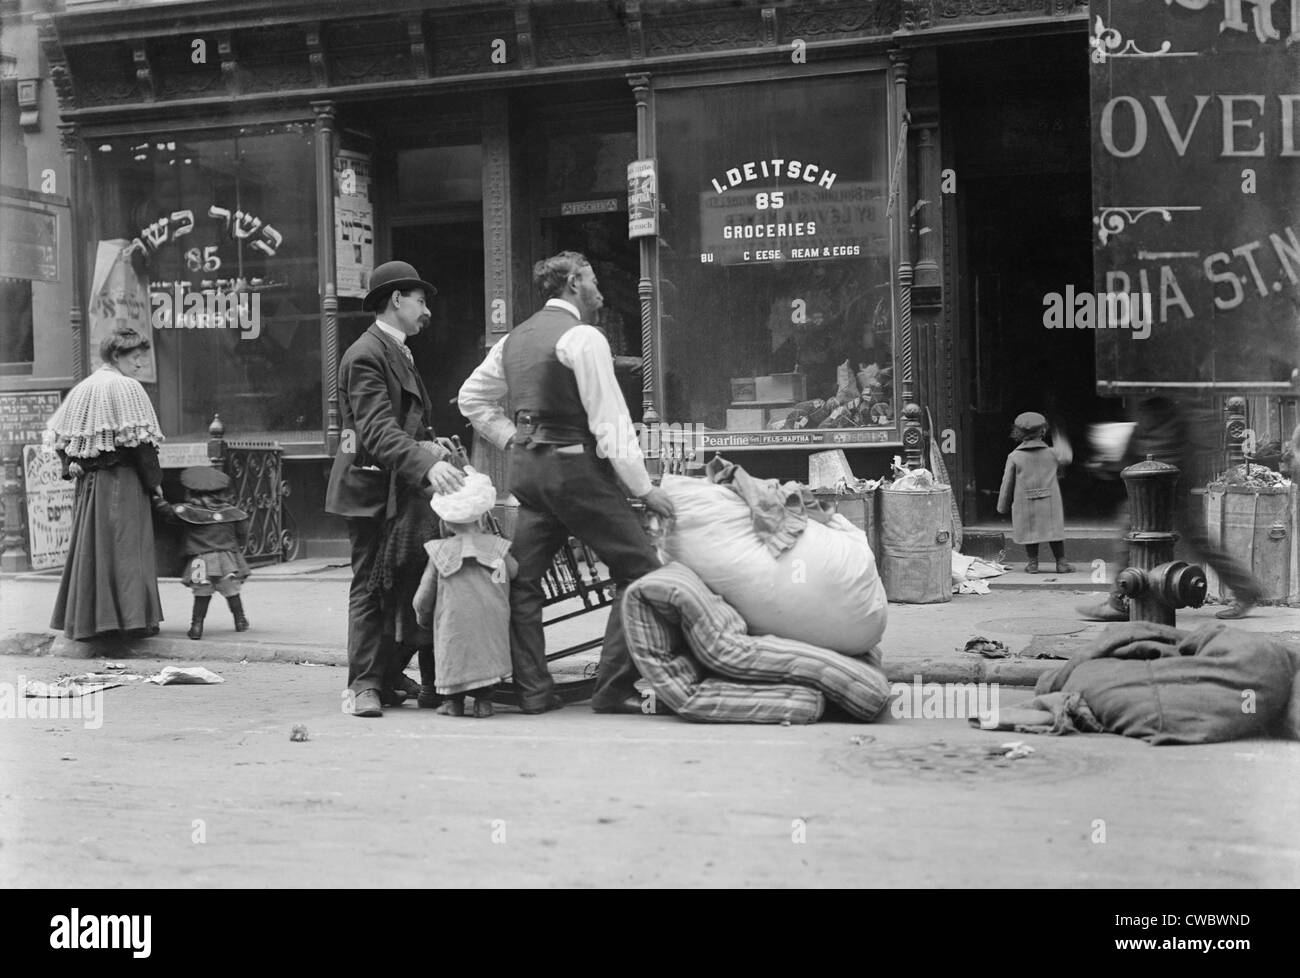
top-left (1121, 455), bottom-right (1179, 479)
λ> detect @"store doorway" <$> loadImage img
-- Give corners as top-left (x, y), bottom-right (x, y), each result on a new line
top-left (536, 211), bottom-right (643, 420)
top-left (391, 221), bottom-right (485, 443)
top-left (519, 89), bottom-right (643, 418)
top-left (945, 35), bottom-right (1127, 524)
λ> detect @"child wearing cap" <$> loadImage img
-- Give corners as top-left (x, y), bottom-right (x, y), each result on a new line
top-left (412, 467), bottom-right (516, 717)
top-left (997, 412), bottom-right (1073, 574)
top-left (155, 466), bottom-right (252, 639)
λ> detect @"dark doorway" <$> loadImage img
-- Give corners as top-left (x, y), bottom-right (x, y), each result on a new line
top-left (944, 34), bottom-right (1128, 523)
top-left (391, 221), bottom-right (485, 443)
top-left (518, 91), bottom-right (644, 419)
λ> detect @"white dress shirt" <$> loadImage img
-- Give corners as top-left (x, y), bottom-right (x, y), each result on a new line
top-left (458, 298), bottom-right (652, 497)
top-left (375, 319), bottom-right (409, 352)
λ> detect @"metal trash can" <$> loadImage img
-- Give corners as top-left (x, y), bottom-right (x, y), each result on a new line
top-left (813, 488), bottom-right (880, 559)
top-left (1204, 483), bottom-right (1297, 605)
top-left (879, 485), bottom-right (953, 604)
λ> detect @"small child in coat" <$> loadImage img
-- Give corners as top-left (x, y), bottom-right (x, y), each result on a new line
top-left (413, 467), bottom-right (516, 718)
top-left (155, 466), bottom-right (252, 639)
top-left (997, 411), bottom-right (1073, 574)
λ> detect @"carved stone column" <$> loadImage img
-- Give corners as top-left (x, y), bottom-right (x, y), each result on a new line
top-left (59, 122), bottom-right (86, 382)
top-left (889, 51), bottom-right (922, 467)
top-left (629, 73), bottom-right (660, 424)
top-left (312, 101), bottom-right (341, 454)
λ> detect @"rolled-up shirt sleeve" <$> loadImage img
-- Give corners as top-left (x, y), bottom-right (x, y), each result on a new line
top-left (458, 338), bottom-right (516, 451)
top-left (557, 325), bottom-right (652, 498)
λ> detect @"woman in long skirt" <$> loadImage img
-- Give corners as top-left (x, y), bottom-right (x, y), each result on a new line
top-left (45, 328), bottom-right (166, 640)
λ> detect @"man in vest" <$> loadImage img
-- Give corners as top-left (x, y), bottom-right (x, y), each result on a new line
top-left (459, 251), bottom-right (675, 714)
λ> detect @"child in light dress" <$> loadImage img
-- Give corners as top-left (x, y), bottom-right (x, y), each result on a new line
top-left (413, 468), bottom-right (516, 717)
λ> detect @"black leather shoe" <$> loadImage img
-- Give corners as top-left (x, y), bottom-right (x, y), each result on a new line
top-left (519, 694), bottom-right (565, 715)
top-left (379, 687), bottom-right (408, 708)
top-left (394, 674), bottom-right (422, 698)
top-left (417, 686), bottom-right (444, 709)
top-left (349, 689), bottom-right (383, 718)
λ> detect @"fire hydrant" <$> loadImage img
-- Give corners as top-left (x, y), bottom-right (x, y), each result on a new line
top-left (1116, 455), bottom-right (1208, 626)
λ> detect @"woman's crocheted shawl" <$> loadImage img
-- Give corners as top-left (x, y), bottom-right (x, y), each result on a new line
top-left (43, 365), bottom-right (165, 458)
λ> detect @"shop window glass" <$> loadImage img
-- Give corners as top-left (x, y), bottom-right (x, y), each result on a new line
top-left (0, 278), bottom-right (34, 368)
top-left (88, 124), bottom-right (320, 443)
top-left (656, 74), bottom-right (897, 447)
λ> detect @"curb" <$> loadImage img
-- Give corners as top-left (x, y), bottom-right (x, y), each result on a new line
top-left (883, 657), bottom-right (1058, 687)
top-left (4, 632), bottom-right (1062, 686)
top-left (1, 631), bottom-right (345, 667)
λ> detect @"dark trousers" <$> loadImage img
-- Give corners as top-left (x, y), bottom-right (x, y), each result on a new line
top-left (508, 444), bottom-right (660, 711)
top-left (345, 517), bottom-right (425, 694)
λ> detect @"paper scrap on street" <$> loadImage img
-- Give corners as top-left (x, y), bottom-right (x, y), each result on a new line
top-left (25, 678), bottom-right (123, 698)
top-left (145, 666), bottom-right (225, 686)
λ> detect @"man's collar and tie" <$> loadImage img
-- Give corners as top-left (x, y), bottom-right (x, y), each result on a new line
top-left (375, 319), bottom-right (415, 366)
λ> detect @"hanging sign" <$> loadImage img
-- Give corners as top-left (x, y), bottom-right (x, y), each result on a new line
top-left (24, 445), bottom-right (74, 571)
top-left (0, 203), bottom-right (58, 282)
top-left (88, 240), bottom-right (157, 383)
top-left (335, 150), bottom-right (374, 299)
top-left (627, 159), bottom-right (658, 238)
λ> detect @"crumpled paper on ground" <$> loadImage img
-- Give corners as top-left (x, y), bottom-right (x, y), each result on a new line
top-left (145, 666), bottom-right (225, 686)
top-left (952, 552), bottom-right (1006, 593)
top-left (963, 636), bottom-right (1010, 658)
top-left (25, 678), bottom-right (122, 697)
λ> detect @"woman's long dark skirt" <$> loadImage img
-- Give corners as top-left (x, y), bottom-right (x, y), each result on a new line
top-left (50, 465), bottom-right (164, 639)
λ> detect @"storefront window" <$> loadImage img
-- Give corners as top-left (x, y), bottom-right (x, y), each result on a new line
top-left (656, 73), bottom-right (897, 447)
top-left (87, 123), bottom-right (320, 443)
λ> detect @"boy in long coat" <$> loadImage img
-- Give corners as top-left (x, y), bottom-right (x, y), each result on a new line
top-left (998, 411), bottom-right (1071, 574)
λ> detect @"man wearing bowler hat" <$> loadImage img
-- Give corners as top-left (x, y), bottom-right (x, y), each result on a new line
top-left (326, 260), bottom-right (465, 718)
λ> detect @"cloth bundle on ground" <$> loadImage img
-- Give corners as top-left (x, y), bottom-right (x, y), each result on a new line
top-left (976, 621), bottom-right (1300, 745)
top-left (659, 457), bottom-right (887, 656)
top-left (622, 562), bottom-right (891, 723)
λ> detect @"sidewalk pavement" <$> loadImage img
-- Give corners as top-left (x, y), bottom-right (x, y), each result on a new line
top-left (4, 559), bottom-right (1299, 687)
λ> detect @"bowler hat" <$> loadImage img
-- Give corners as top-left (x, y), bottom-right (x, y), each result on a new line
top-left (180, 466), bottom-right (231, 492)
top-left (363, 261), bottom-right (438, 312)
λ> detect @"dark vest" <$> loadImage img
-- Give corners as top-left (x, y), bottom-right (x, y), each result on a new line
top-left (503, 305), bottom-right (594, 446)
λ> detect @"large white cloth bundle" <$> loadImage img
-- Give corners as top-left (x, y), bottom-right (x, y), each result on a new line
top-left (660, 475), bottom-right (887, 655)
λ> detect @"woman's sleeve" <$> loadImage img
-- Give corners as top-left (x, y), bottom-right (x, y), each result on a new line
top-left (56, 448), bottom-right (73, 480)
top-left (133, 443), bottom-right (164, 491)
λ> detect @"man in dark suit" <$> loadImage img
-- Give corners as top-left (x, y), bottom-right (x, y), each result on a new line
top-left (326, 261), bottom-right (464, 718)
